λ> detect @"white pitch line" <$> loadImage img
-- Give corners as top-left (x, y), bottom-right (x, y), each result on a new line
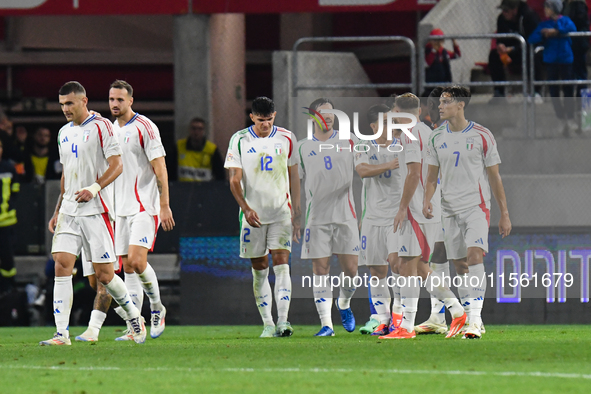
top-left (1, 365), bottom-right (591, 380)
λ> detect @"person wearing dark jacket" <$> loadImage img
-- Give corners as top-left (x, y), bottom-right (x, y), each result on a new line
top-left (24, 127), bottom-right (62, 184)
top-left (425, 29), bottom-right (461, 85)
top-left (562, 0), bottom-right (590, 88)
top-left (0, 138), bottom-right (20, 293)
top-left (490, 0), bottom-right (542, 97)
top-left (529, 0), bottom-right (577, 136)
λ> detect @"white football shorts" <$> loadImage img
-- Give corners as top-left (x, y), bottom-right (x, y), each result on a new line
top-left (240, 218), bottom-right (292, 259)
top-left (115, 211), bottom-right (160, 256)
top-left (443, 205), bottom-right (490, 260)
top-left (301, 219), bottom-right (360, 259)
top-left (359, 223), bottom-right (399, 266)
top-left (397, 218), bottom-right (439, 261)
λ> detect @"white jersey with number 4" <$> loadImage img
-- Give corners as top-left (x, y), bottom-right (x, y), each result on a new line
top-left (224, 125), bottom-right (296, 224)
top-left (296, 130), bottom-right (358, 226)
top-left (113, 113), bottom-right (166, 217)
top-left (354, 139), bottom-right (402, 226)
top-left (426, 121), bottom-right (500, 217)
top-left (399, 122), bottom-right (441, 224)
top-left (57, 114), bottom-right (121, 217)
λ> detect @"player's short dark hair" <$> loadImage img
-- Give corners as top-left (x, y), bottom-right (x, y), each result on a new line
top-left (251, 97), bottom-right (275, 116)
top-left (59, 81), bottom-right (86, 96)
top-left (309, 98), bottom-right (334, 114)
top-left (428, 86), bottom-right (444, 100)
top-left (384, 93), bottom-right (397, 110)
top-left (190, 117), bottom-right (206, 125)
top-left (110, 80), bottom-right (133, 97)
top-left (394, 93), bottom-right (420, 110)
top-left (367, 104), bottom-right (390, 125)
top-left (441, 85), bottom-right (471, 107)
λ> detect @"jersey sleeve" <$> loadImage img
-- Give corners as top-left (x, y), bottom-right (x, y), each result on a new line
top-left (224, 132), bottom-right (242, 169)
top-left (354, 141), bottom-right (370, 167)
top-left (402, 130), bottom-right (421, 164)
top-left (426, 133), bottom-right (440, 167)
top-left (288, 131), bottom-right (298, 167)
top-left (97, 119), bottom-right (122, 159)
top-left (296, 140), bottom-right (305, 179)
top-left (141, 119), bottom-right (166, 161)
top-left (480, 131), bottom-right (501, 168)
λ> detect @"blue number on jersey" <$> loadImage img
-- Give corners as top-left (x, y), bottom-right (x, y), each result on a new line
top-left (243, 228), bottom-right (251, 243)
top-left (379, 170), bottom-right (391, 178)
top-left (260, 156), bottom-right (273, 171)
top-left (453, 151), bottom-right (460, 167)
top-left (305, 228), bottom-right (310, 242)
top-left (324, 156), bottom-right (332, 170)
top-left (361, 236), bottom-right (367, 250)
top-left (72, 143), bottom-right (78, 158)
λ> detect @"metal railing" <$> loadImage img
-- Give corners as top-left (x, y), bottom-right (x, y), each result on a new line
top-left (418, 33), bottom-right (529, 134)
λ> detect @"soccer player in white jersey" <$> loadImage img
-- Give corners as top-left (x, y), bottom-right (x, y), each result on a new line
top-left (354, 104), bottom-right (402, 336)
top-left (225, 97), bottom-right (300, 338)
top-left (40, 81), bottom-right (145, 345)
top-left (424, 85), bottom-right (511, 339)
top-left (297, 98), bottom-right (359, 337)
top-left (74, 80), bottom-right (175, 342)
top-left (379, 93), bottom-right (466, 340)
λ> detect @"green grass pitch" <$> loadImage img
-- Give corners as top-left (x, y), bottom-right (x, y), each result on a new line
top-left (1, 325), bottom-right (590, 393)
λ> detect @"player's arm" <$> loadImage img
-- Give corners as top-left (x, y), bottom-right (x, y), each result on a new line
top-left (151, 156), bottom-right (175, 232)
top-left (289, 164), bottom-right (301, 243)
top-left (228, 167), bottom-right (261, 228)
top-left (48, 172), bottom-right (65, 233)
top-left (487, 164), bottom-right (512, 238)
top-left (393, 162), bottom-right (420, 232)
top-left (355, 159), bottom-right (399, 179)
top-left (422, 164), bottom-right (439, 219)
top-left (75, 155), bottom-right (122, 203)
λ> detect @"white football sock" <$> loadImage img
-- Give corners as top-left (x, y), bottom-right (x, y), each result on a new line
top-left (337, 272), bottom-right (357, 310)
top-left (104, 275), bottom-right (139, 320)
top-left (88, 310), bottom-right (107, 336)
top-left (391, 273), bottom-right (403, 315)
top-left (457, 274), bottom-right (471, 320)
top-left (424, 271), bottom-right (464, 319)
top-left (114, 306), bottom-right (128, 321)
top-left (138, 263), bottom-right (163, 312)
top-left (125, 272), bottom-right (143, 312)
top-left (467, 264), bottom-right (487, 326)
top-left (370, 277), bottom-right (391, 325)
top-left (273, 264), bottom-right (291, 324)
top-left (53, 276), bottom-right (73, 337)
top-left (252, 268), bottom-right (274, 326)
top-left (429, 262), bottom-right (449, 323)
top-left (313, 274), bottom-right (332, 328)
top-left (400, 276), bottom-right (421, 332)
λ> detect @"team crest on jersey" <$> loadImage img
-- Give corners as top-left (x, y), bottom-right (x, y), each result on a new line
top-left (274, 143), bottom-right (282, 155)
top-left (466, 137), bottom-right (474, 151)
top-left (83, 130), bottom-right (90, 143)
top-left (124, 131), bottom-right (131, 144)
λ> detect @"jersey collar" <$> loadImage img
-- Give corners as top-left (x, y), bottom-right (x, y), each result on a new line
top-left (312, 129), bottom-right (337, 141)
top-left (125, 113), bottom-right (139, 126)
top-left (446, 120), bottom-right (473, 134)
top-left (248, 125), bottom-right (277, 138)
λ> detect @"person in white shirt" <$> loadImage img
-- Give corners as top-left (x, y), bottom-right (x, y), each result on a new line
top-left (379, 93), bottom-right (466, 340)
top-left (225, 97), bottom-right (300, 338)
top-left (424, 85), bottom-right (511, 339)
top-left (41, 81), bottom-right (145, 346)
top-left (354, 104), bottom-right (402, 336)
top-left (297, 98), bottom-right (359, 337)
top-left (74, 80), bottom-right (175, 342)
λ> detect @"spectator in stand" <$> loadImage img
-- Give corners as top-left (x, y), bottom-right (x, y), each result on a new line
top-left (24, 127), bottom-right (62, 184)
top-left (490, 0), bottom-right (542, 99)
top-left (529, 0), bottom-right (577, 137)
top-left (177, 117), bottom-right (225, 182)
top-left (423, 28), bottom-right (461, 96)
top-left (562, 0), bottom-right (590, 91)
top-left (12, 126), bottom-right (28, 176)
top-left (0, 138), bottom-right (20, 293)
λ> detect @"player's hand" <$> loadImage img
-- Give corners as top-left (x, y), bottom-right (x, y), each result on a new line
top-left (497, 44), bottom-right (507, 54)
top-left (388, 158), bottom-right (399, 170)
top-left (160, 205), bottom-right (175, 232)
top-left (245, 209), bottom-right (262, 228)
top-left (423, 201), bottom-right (434, 219)
top-left (48, 214), bottom-right (58, 234)
top-left (292, 220), bottom-right (301, 244)
top-left (75, 189), bottom-right (93, 202)
top-left (393, 209), bottom-right (407, 233)
top-left (89, 110), bottom-right (102, 117)
top-left (499, 214), bottom-right (512, 238)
